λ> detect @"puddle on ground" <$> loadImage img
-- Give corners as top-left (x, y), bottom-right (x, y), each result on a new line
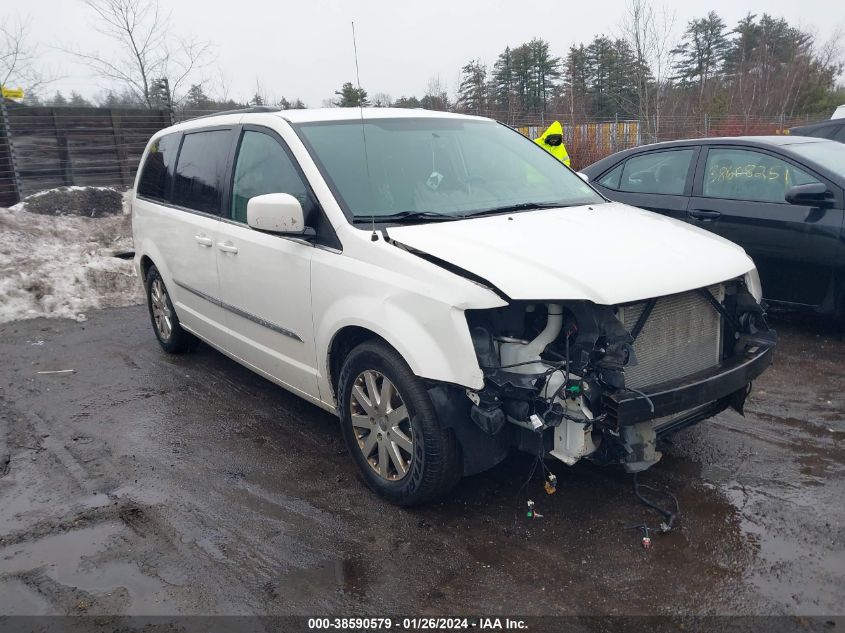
top-left (722, 484), bottom-right (845, 614)
top-left (0, 521), bottom-right (167, 613)
top-left (701, 464), bottom-right (732, 484)
top-left (269, 557), bottom-right (367, 605)
top-left (0, 460), bottom-right (113, 534)
top-left (0, 576), bottom-right (52, 615)
top-left (0, 523), bottom-right (122, 577)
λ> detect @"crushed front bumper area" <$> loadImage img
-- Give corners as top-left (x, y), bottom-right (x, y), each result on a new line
top-left (433, 278), bottom-right (777, 476)
top-left (604, 341), bottom-right (774, 427)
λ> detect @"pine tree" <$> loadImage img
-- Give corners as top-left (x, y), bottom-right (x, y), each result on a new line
top-left (185, 84), bottom-right (210, 110)
top-left (68, 91), bottom-right (91, 106)
top-left (671, 11), bottom-right (730, 105)
top-left (393, 96), bottom-right (422, 108)
top-left (490, 46), bottom-right (515, 118)
top-left (334, 82), bottom-right (369, 107)
top-left (527, 38), bottom-right (561, 115)
top-left (562, 44), bottom-right (590, 118)
top-left (457, 59), bottom-right (487, 114)
top-left (586, 36), bottom-right (615, 118)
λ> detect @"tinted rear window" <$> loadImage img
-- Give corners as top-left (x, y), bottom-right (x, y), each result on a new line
top-left (172, 130), bottom-right (233, 214)
top-left (137, 133), bottom-right (179, 201)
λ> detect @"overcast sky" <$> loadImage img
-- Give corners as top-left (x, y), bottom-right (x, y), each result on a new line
top-left (7, 0), bottom-right (844, 106)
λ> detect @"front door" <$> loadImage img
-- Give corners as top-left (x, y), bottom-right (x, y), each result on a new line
top-left (689, 146), bottom-right (844, 307)
top-left (214, 127), bottom-right (319, 399)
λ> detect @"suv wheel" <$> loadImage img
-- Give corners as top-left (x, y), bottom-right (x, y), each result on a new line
top-left (337, 340), bottom-right (461, 506)
top-left (145, 265), bottom-right (197, 354)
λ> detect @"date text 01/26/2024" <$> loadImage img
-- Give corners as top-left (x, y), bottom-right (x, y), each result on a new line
top-left (307, 618), bottom-right (529, 630)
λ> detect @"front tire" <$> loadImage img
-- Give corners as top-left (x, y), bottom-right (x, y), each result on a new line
top-left (145, 265), bottom-right (197, 354)
top-left (337, 340), bottom-right (461, 506)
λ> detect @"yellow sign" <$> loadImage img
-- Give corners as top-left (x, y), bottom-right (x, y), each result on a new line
top-left (1, 86), bottom-right (25, 99)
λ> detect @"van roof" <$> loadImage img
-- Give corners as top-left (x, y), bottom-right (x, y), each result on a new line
top-left (154, 107), bottom-right (492, 139)
top-left (188, 106), bottom-right (488, 125)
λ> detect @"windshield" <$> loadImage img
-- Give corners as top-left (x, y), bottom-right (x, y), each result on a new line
top-left (787, 141), bottom-right (845, 176)
top-left (294, 118), bottom-right (603, 222)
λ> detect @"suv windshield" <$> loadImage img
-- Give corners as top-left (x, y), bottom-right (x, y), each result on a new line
top-left (294, 117), bottom-right (602, 222)
top-left (787, 140), bottom-right (845, 177)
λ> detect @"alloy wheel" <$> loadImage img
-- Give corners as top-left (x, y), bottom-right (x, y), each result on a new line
top-left (150, 277), bottom-right (173, 341)
top-left (349, 370), bottom-right (414, 481)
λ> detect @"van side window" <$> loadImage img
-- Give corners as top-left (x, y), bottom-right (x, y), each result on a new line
top-left (172, 130), bottom-right (232, 215)
top-left (230, 130), bottom-right (317, 224)
top-left (137, 133), bottom-right (179, 201)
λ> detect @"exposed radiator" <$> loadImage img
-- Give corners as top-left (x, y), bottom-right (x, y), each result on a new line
top-left (617, 284), bottom-right (724, 389)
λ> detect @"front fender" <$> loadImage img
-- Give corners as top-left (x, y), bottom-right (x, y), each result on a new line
top-left (311, 252), bottom-right (507, 403)
top-left (316, 293), bottom-right (484, 398)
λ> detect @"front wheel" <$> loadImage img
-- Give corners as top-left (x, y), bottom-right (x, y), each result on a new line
top-left (337, 340), bottom-right (461, 506)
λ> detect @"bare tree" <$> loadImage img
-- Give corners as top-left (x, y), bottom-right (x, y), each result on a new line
top-left (1, 13), bottom-right (53, 96)
top-left (68, 0), bottom-right (212, 108)
top-left (619, 0), bottom-right (676, 141)
top-left (371, 92), bottom-right (392, 107)
top-left (422, 75), bottom-right (450, 111)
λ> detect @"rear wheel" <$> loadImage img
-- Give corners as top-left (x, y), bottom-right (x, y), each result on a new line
top-left (145, 265), bottom-right (197, 354)
top-left (337, 340), bottom-right (461, 506)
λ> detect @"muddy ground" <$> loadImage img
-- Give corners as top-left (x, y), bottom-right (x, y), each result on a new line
top-left (0, 306), bottom-right (843, 624)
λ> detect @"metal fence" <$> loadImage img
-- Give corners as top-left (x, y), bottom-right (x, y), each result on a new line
top-left (0, 102), bottom-right (830, 207)
top-left (505, 111), bottom-right (827, 169)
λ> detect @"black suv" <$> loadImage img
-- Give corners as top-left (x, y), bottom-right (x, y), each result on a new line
top-left (789, 119), bottom-right (845, 143)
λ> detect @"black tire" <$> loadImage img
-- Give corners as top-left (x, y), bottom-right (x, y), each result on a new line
top-left (337, 340), bottom-right (462, 506)
top-left (145, 265), bottom-right (198, 354)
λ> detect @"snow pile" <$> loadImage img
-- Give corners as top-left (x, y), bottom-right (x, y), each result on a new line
top-left (11, 186), bottom-right (125, 217)
top-left (0, 188), bottom-right (143, 323)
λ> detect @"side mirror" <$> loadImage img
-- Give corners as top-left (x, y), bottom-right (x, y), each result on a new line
top-left (577, 172), bottom-right (590, 183)
top-left (247, 193), bottom-right (308, 234)
top-left (785, 183), bottom-right (833, 207)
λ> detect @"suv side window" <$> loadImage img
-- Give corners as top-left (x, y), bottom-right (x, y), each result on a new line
top-left (230, 130), bottom-right (318, 224)
top-left (172, 130), bottom-right (233, 215)
top-left (703, 148), bottom-right (819, 203)
top-left (137, 133), bottom-right (179, 201)
top-left (617, 149), bottom-right (693, 195)
top-left (834, 126), bottom-right (845, 143)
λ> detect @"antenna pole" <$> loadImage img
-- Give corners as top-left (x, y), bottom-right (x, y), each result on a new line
top-left (351, 22), bottom-right (378, 241)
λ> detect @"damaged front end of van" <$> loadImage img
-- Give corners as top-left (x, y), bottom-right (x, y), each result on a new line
top-left (427, 274), bottom-right (775, 475)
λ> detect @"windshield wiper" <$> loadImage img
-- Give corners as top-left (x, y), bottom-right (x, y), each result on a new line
top-left (353, 211), bottom-right (460, 224)
top-left (460, 202), bottom-right (567, 218)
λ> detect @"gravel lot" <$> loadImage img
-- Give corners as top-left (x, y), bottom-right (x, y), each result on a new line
top-left (0, 306), bottom-right (842, 626)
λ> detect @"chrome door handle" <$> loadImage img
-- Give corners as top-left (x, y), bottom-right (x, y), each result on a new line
top-left (195, 235), bottom-right (213, 247)
top-left (217, 241), bottom-right (238, 254)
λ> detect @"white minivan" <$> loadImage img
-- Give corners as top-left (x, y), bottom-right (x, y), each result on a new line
top-left (132, 107), bottom-right (776, 505)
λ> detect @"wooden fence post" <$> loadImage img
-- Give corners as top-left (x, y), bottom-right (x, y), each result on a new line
top-left (110, 109), bottom-right (130, 187)
top-left (0, 98), bottom-right (22, 205)
top-left (51, 108), bottom-right (74, 186)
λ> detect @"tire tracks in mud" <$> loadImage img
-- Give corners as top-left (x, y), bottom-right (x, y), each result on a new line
top-left (0, 397), bottom-right (181, 614)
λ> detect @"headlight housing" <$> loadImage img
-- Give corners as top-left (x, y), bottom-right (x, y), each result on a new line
top-left (744, 268), bottom-right (763, 303)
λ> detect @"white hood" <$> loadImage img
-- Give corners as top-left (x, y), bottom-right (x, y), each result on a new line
top-left (387, 202), bottom-right (755, 305)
